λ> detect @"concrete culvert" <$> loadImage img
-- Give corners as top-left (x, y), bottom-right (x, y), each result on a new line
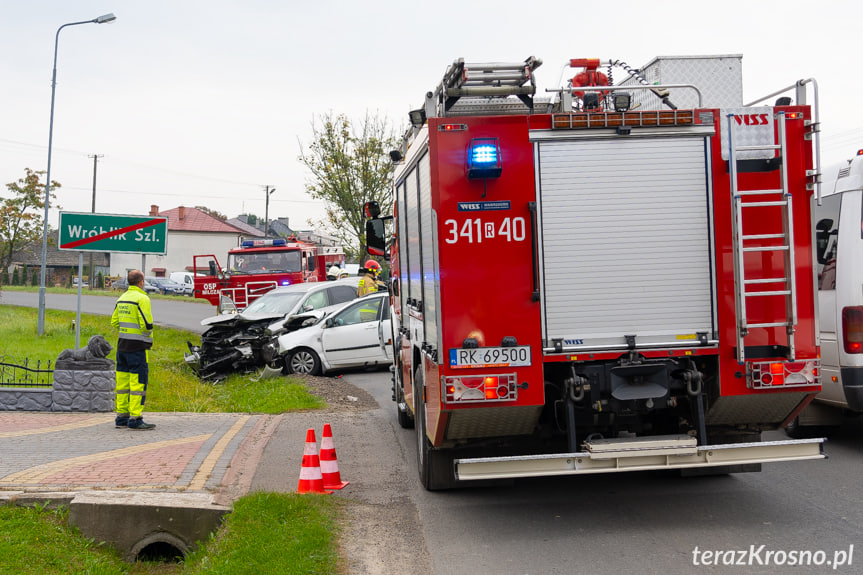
top-left (130, 532), bottom-right (189, 563)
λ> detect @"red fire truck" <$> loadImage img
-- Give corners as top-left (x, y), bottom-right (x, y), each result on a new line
top-left (366, 55), bottom-right (827, 489)
top-left (193, 237), bottom-right (345, 310)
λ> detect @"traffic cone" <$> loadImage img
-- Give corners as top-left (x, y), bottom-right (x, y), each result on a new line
top-left (320, 423), bottom-right (349, 490)
top-left (296, 428), bottom-right (332, 494)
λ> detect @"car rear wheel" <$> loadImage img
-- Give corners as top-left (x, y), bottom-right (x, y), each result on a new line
top-left (287, 348), bottom-right (321, 375)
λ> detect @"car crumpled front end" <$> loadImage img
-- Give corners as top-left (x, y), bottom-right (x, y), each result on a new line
top-left (185, 312), bottom-right (324, 382)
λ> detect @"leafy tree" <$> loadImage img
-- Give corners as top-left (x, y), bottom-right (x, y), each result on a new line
top-left (12, 268), bottom-right (19, 286)
top-left (196, 206), bottom-right (228, 221)
top-left (0, 169), bottom-right (60, 272)
top-left (298, 112), bottom-right (397, 259)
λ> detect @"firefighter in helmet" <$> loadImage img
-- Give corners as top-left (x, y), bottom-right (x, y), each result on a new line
top-left (327, 265), bottom-right (340, 281)
top-left (357, 260), bottom-right (381, 297)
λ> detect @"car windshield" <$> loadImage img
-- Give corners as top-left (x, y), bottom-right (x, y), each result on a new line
top-left (243, 290), bottom-right (306, 315)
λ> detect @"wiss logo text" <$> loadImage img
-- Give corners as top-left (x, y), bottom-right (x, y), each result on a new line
top-left (734, 113), bottom-right (770, 126)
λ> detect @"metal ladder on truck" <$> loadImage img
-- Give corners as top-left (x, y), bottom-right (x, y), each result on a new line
top-left (431, 57), bottom-right (542, 117)
top-left (727, 111), bottom-right (797, 363)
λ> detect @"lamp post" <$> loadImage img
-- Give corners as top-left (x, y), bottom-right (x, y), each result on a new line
top-left (37, 13), bottom-right (116, 335)
top-left (264, 185), bottom-right (276, 239)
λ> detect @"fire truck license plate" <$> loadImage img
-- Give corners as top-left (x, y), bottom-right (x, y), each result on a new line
top-left (449, 346), bottom-right (531, 368)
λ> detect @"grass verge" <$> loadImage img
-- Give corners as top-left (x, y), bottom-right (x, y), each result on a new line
top-left (0, 305), bottom-right (325, 413)
top-left (0, 492), bottom-right (344, 575)
top-left (0, 285), bottom-right (207, 303)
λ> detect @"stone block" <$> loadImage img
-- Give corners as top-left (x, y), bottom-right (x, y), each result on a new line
top-left (68, 492), bottom-right (229, 562)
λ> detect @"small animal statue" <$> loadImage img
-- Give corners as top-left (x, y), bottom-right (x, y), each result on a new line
top-left (57, 334), bottom-right (113, 363)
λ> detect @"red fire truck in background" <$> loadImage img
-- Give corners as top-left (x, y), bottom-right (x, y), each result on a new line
top-left (193, 237), bottom-right (345, 311)
top-left (366, 55), bottom-right (826, 490)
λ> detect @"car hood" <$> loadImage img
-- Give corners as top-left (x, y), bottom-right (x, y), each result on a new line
top-left (200, 311), bottom-right (287, 327)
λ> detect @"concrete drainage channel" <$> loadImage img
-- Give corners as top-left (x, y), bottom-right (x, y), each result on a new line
top-left (2, 491), bottom-right (229, 563)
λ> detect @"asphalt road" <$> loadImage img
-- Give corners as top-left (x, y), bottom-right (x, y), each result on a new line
top-left (323, 370), bottom-right (862, 575)
top-left (0, 290), bottom-right (214, 333)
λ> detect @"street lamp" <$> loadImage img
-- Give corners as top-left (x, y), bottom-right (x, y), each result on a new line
top-left (37, 13), bottom-right (117, 335)
top-left (264, 186), bottom-right (276, 239)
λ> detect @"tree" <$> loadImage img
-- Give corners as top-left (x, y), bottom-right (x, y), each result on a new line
top-left (298, 112), bottom-right (398, 260)
top-left (196, 206), bottom-right (228, 221)
top-left (0, 168), bottom-right (60, 272)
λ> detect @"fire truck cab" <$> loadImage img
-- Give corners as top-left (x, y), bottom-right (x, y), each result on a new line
top-left (368, 55), bottom-right (826, 490)
top-left (194, 237), bottom-right (345, 311)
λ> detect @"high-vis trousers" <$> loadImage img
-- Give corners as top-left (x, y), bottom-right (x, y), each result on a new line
top-left (116, 350), bottom-right (149, 419)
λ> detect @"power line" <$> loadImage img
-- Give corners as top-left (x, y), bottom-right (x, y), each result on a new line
top-left (58, 185), bottom-right (321, 204)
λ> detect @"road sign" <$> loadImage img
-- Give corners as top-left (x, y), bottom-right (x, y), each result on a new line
top-left (58, 212), bottom-right (168, 255)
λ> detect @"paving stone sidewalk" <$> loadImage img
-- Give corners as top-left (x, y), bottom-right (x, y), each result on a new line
top-left (0, 412), bottom-right (280, 501)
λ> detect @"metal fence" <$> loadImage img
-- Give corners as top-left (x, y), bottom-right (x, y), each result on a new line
top-left (0, 357), bottom-right (54, 388)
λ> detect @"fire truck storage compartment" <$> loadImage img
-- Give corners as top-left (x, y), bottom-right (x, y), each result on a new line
top-left (534, 134), bottom-right (716, 351)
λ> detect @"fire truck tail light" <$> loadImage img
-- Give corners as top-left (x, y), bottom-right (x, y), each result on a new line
top-left (467, 138), bottom-right (502, 179)
top-left (842, 306), bottom-right (863, 354)
top-left (439, 123), bottom-right (468, 132)
top-left (749, 360), bottom-right (820, 389)
top-left (444, 373), bottom-right (517, 403)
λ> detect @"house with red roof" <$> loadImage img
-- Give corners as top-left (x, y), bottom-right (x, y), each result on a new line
top-left (109, 205), bottom-right (247, 279)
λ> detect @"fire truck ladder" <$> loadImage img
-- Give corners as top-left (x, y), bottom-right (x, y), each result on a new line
top-left (727, 112), bottom-right (797, 364)
top-left (436, 57), bottom-right (541, 114)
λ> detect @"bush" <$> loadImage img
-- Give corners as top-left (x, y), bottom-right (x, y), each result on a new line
top-left (12, 268), bottom-right (19, 286)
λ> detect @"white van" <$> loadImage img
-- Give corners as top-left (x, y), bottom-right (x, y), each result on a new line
top-left (790, 150), bottom-right (863, 435)
top-left (169, 271), bottom-right (196, 296)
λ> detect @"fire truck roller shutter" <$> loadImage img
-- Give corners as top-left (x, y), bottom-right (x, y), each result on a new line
top-left (418, 151), bottom-right (439, 353)
top-left (536, 136), bottom-right (715, 350)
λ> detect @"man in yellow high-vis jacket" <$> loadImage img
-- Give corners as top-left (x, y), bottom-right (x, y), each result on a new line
top-left (111, 270), bottom-right (156, 430)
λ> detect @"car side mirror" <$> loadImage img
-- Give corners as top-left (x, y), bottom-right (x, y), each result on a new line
top-left (815, 219), bottom-right (835, 265)
top-left (325, 317), bottom-right (335, 328)
top-left (365, 219), bottom-right (388, 259)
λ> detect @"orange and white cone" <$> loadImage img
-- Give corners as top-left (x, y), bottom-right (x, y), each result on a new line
top-left (297, 428), bottom-right (332, 494)
top-left (320, 423), bottom-right (349, 490)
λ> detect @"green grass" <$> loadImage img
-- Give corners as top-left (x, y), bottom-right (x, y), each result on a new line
top-left (0, 504), bottom-right (136, 575)
top-left (182, 492), bottom-right (344, 575)
top-left (0, 305), bottom-right (325, 413)
top-left (0, 493), bottom-right (345, 575)
top-left (0, 284), bottom-right (208, 303)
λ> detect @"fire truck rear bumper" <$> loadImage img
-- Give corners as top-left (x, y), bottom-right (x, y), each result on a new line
top-left (454, 436), bottom-right (826, 481)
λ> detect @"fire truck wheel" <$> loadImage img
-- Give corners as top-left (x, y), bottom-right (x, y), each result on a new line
top-left (287, 348), bottom-right (321, 376)
top-left (414, 367), bottom-right (456, 490)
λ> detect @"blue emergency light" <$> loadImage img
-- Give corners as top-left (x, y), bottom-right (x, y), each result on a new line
top-left (467, 138), bottom-right (502, 179)
top-left (241, 238), bottom-right (287, 248)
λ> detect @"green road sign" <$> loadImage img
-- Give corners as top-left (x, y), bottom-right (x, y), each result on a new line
top-left (58, 212), bottom-right (168, 255)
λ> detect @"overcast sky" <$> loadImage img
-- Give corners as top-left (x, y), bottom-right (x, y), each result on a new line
top-left (3, 0), bottom-right (862, 232)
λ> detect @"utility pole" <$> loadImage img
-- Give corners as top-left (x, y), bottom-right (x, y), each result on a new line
top-left (87, 154), bottom-right (103, 289)
top-left (264, 185), bottom-right (276, 239)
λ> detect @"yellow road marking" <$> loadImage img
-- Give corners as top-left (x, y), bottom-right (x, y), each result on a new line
top-left (0, 415), bottom-right (108, 438)
top-left (189, 415), bottom-right (251, 490)
top-left (0, 434), bottom-right (211, 484)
